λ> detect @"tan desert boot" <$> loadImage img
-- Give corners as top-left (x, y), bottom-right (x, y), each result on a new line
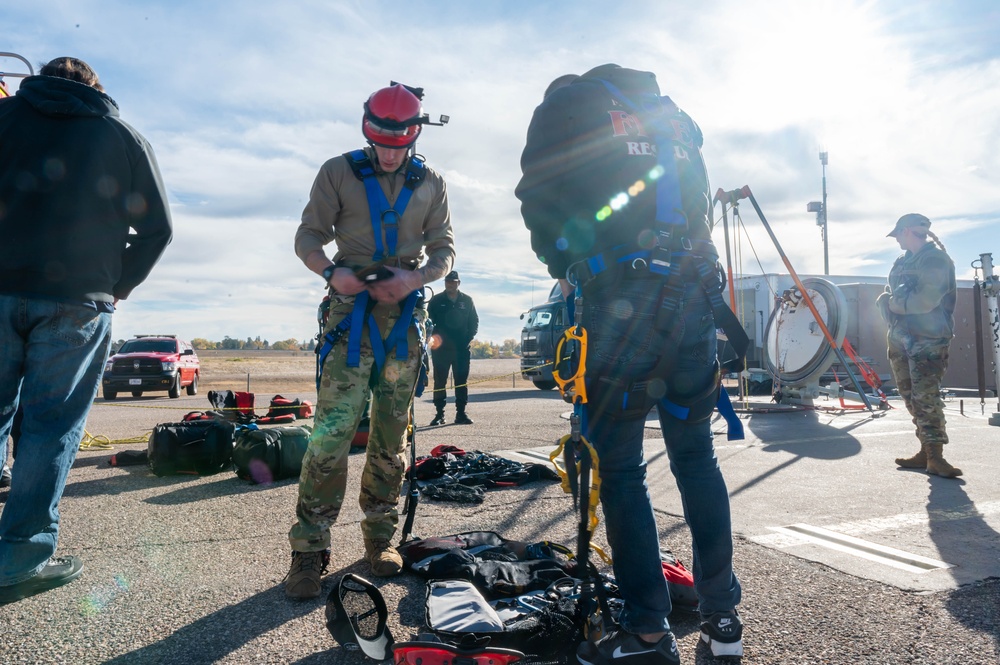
top-left (895, 443), bottom-right (927, 469)
top-left (284, 550), bottom-right (329, 599)
top-left (925, 443), bottom-right (962, 478)
top-left (364, 538), bottom-right (403, 577)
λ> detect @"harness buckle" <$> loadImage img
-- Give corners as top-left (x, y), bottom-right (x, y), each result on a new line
top-left (381, 209), bottom-right (400, 227)
top-left (566, 260), bottom-right (596, 289)
top-left (649, 245), bottom-right (672, 274)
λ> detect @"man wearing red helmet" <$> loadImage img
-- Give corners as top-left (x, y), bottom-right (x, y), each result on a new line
top-left (287, 83), bottom-right (454, 598)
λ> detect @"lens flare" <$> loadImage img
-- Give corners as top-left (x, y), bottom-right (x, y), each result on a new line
top-left (628, 180), bottom-right (645, 196)
top-left (79, 575), bottom-right (130, 617)
top-left (249, 458), bottom-right (274, 485)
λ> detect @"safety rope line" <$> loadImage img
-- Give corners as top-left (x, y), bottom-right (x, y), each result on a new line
top-left (546, 283), bottom-right (601, 534)
top-left (79, 429), bottom-right (150, 450)
top-left (549, 431), bottom-right (601, 532)
top-left (432, 361), bottom-right (558, 393)
top-left (547, 279), bottom-right (608, 643)
top-left (90, 361), bottom-right (558, 412)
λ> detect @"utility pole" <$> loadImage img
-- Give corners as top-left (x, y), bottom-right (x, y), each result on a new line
top-left (807, 152), bottom-right (830, 275)
top-left (820, 151), bottom-right (829, 275)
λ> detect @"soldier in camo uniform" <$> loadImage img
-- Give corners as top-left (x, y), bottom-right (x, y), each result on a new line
top-left (285, 83), bottom-right (454, 599)
top-left (877, 213), bottom-right (961, 478)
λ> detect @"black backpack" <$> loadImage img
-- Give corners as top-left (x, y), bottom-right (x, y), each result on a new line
top-left (147, 420), bottom-right (236, 476)
top-left (232, 425), bottom-right (311, 484)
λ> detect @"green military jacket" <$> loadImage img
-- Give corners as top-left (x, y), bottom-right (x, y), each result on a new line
top-left (884, 242), bottom-right (956, 354)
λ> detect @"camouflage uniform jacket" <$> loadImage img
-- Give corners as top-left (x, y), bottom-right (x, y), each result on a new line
top-left (885, 242), bottom-right (956, 355)
top-left (294, 147), bottom-right (455, 283)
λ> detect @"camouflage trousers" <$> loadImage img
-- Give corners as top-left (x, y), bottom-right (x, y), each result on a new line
top-left (289, 296), bottom-right (425, 552)
top-left (887, 344), bottom-right (950, 446)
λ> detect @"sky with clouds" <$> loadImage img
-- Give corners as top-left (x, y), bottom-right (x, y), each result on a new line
top-left (2, 0), bottom-right (998, 346)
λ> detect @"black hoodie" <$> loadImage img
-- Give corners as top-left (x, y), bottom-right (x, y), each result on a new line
top-left (0, 75), bottom-right (172, 302)
top-left (516, 64), bottom-right (715, 281)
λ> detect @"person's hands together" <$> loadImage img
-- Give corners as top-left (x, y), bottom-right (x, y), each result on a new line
top-left (367, 266), bottom-right (423, 303)
top-left (330, 267), bottom-right (366, 295)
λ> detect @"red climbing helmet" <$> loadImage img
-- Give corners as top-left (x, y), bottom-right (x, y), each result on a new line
top-left (362, 84), bottom-right (424, 148)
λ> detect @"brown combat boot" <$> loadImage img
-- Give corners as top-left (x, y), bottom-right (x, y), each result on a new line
top-left (284, 549), bottom-right (330, 599)
top-left (925, 443), bottom-right (962, 478)
top-left (895, 443), bottom-right (927, 469)
top-left (364, 538), bottom-right (403, 577)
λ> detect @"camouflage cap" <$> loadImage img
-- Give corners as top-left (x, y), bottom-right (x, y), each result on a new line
top-left (887, 213), bottom-right (930, 238)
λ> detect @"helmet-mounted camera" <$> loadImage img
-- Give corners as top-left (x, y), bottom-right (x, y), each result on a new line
top-left (362, 81), bottom-right (449, 149)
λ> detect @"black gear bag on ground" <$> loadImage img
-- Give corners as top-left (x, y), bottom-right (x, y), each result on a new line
top-left (147, 420), bottom-right (236, 476)
top-left (398, 532), bottom-right (577, 598)
top-left (424, 578), bottom-right (579, 661)
top-left (232, 425), bottom-right (311, 484)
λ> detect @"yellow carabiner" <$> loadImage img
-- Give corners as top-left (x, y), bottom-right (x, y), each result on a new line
top-left (554, 325), bottom-right (588, 404)
top-left (589, 543), bottom-right (613, 565)
top-left (549, 432), bottom-right (601, 533)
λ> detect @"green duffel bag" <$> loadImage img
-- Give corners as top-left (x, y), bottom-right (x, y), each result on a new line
top-left (232, 425), bottom-right (312, 484)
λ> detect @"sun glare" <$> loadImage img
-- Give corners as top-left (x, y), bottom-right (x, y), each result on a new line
top-left (720, 1), bottom-right (899, 128)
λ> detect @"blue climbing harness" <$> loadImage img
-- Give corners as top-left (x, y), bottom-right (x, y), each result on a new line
top-left (315, 150), bottom-right (428, 391)
top-left (567, 79), bottom-right (748, 440)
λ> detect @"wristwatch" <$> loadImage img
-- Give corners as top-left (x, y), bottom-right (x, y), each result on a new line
top-left (321, 265), bottom-right (336, 284)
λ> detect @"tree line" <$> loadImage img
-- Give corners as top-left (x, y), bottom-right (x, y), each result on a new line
top-left (189, 336), bottom-right (313, 351)
top-left (469, 339), bottom-right (520, 359)
top-left (111, 336), bottom-right (522, 358)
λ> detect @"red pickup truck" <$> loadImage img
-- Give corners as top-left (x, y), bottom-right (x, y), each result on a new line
top-left (101, 334), bottom-right (200, 400)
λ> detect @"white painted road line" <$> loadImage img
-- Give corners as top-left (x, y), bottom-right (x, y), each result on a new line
top-left (755, 523), bottom-right (952, 574)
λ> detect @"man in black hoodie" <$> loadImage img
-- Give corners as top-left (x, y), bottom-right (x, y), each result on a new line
top-left (0, 57), bottom-right (172, 605)
top-left (517, 65), bottom-right (742, 664)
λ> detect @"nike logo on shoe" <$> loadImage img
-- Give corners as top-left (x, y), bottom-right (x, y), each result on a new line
top-left (612, 646), bottom-right (656, 658)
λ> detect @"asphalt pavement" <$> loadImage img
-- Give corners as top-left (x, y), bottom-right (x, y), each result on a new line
top-left (1, 384), bottom-right (999, 664)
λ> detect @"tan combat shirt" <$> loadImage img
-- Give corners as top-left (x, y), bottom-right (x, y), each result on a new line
top-left (295, 148), bottom-right (455, 284)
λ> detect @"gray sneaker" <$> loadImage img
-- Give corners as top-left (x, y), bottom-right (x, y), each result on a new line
top-left (0, 555), bottom-right (84, 605)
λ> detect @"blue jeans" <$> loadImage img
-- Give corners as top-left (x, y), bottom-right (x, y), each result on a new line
top-left (580, 273), bottom-right (741, 634)
top-left (0, 295), bottom-right (112, 585)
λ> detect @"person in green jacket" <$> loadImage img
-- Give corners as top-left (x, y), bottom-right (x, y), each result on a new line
top-left (877, 213), bottom-right (961, 478)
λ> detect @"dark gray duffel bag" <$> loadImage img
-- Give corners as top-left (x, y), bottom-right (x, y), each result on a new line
top-left (148, 419), bottom-right (237, 477)
top-left (232, 425), bottom-right (311, 484)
